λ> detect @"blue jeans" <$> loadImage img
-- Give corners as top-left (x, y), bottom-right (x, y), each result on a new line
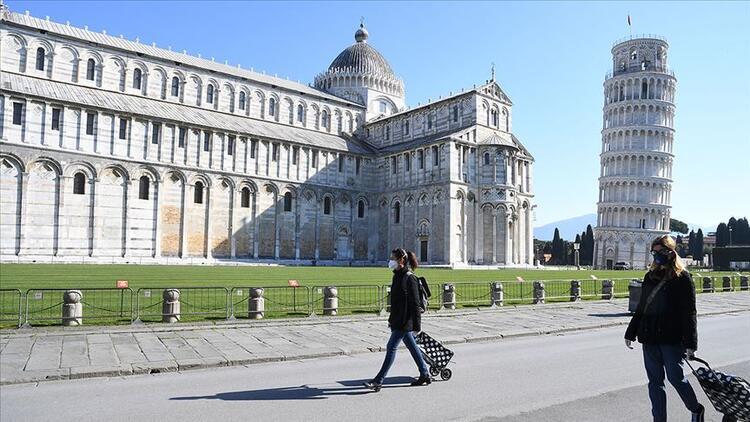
top-left (642, 343), bottom-right (701, 422)
top-left (373, 329), bottom-right (429, 384)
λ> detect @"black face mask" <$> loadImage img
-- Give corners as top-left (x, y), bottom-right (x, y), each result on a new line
top-left (652, 250), bottom-right (671, 265)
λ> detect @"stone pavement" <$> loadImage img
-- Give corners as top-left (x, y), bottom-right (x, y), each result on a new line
top-left (1, 293), bottom-right (748, 385)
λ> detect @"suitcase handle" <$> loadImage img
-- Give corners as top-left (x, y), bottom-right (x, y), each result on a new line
top-left (687, 356), bottom-right (712, 371)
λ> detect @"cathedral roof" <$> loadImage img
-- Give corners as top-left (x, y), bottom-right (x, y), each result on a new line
top-left (327, 24), bottom-right (396, 79)
top-left (479, 133), bottom-right (517, 148)
top-left (1, 9), bottom-right (362, 108)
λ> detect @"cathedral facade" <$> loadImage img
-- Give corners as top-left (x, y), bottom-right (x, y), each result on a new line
top-left (0, 5), bottom-right (535, 266)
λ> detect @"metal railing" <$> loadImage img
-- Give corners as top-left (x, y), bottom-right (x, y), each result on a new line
top-left (311, 285), bottom-right (383, 315)
top-left (606, 64), bottom-right (675, 80)
top-left (443, 282), bottom-right (494, 308)
top-left (230, 286), bottom-right (311, 318)
top-left (24, 288), bottom-right (134, 326)
top-left (134, 287), bottom-right (229, 322)
top-left (612, 34), bottom-right (669, 47)
top-left (0, 289), bottom-right (23, 327)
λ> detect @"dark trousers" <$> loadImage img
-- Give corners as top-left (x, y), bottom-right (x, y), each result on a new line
top-left (642, 343), bottom-right (701, 421)
top-left (373, 329), bottom-right (429, 384)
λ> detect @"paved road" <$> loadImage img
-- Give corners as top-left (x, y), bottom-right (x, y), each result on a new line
top-left (2, 312), bottom-right (748, 421)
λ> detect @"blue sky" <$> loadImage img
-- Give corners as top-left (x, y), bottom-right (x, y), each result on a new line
top-left (8, 1), bottom-right (749, 229)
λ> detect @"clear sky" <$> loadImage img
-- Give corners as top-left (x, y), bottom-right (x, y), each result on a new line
top-left (7, 1), bottom-right (749, 229)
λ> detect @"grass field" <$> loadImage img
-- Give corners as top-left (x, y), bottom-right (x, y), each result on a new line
top-left (0, 264), bottom-right (744, 328)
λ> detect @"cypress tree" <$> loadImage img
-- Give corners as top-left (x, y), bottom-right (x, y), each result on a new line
top-left (687, 230), bottom-right (696, 257)
top-left (716, 223), bottom-right (729, 247)
top-left (695, 229), bottom-right (704, 262)
top-left (585, 224), bottom-right (595, 266)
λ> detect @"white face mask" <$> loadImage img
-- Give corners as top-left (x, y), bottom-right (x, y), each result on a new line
top-left (388, 260), bottom-right (398, 270)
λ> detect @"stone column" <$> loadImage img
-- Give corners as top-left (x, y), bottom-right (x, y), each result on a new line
top-left (442, 283), bottom-right (456, 310)
top-left (228, 185), bottom-right (235, 259)
top-left (204, 187), bottom-right (213, 260)
top-left (122, 180), bottom-right (132, 258)
top-left (247, 288), bottom-right (264, 319)
top-left (505, 213), bottom-right (512, 265)
top-left (162, 289), bottom-right (180, 323)
top-left (17, 172), bottom-right (29, 255)
top-left (274, 191), bottom-right (280, 260)
top-left (323, 286), bottom-right (338, 316)
top-left (180, 182), bottom-right (189, 258)
top-left (252, 190), bottom-right (259, 259)
top-left (294, 191), bottom-right (301, 260)
top-left (154, 180), bottom-right (163, 258)
top-left (62, 290), bottom-right (83, 326)
top-left (491, 208), bottom-right (497, 263)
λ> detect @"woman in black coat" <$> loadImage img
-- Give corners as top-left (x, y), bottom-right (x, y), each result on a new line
top-left (364, 248), bottom-right (430, 392)
top-left (625, 235), bottom-right (705, 422)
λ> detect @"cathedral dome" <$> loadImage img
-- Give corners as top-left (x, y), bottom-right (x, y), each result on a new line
top-left (327, 24), bottom-right (395, 79)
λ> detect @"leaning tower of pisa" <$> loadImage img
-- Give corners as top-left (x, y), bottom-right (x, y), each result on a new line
top-left (594, 36), bottom-right (677, 270)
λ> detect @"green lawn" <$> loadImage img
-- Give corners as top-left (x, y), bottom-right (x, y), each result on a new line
top-left (0, 264), bottom-right (744, 328)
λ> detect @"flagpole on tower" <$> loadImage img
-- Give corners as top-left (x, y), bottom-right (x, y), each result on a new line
top-left (628, 13), bottom-right (632, 39)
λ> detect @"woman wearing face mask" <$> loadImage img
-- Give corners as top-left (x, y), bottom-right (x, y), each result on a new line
top-left (363, 248), bottom-right (430, 392)
top-left (625, 235), bottom-right (705, 422)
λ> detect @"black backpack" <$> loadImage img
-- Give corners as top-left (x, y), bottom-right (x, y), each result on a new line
top-left (416, 275), bottom-right (432, 312)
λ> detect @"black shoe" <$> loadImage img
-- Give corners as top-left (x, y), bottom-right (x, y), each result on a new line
top-left (363, 381), bottom-right (382, 392)
top-left (691, 404), bottom-right (705, 422)
top-left (410, 375), bottom-right (432, 386)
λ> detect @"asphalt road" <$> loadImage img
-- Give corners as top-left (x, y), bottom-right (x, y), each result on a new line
top-left (2, 313), bottom-right (748, 422)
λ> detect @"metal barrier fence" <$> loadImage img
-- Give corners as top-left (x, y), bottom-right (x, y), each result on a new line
top-left (135, 287), bottom-right (229, 322)
top-left (310, 285), bottom-right (383, 315)
top-left (441, 282), bottom-right (494, 308)
top-left (24, 288), bottom-right (134, 326)
top-left (0, 289), bottom-right (23, 327)
top-left (230, 286), bottom-right (311, 318)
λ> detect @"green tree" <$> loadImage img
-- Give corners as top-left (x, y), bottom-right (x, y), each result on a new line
top-left (670, 218), bottom-right (689, 234)
top-left (716, 222), bottom-right (729, 247)
top-left (687, 230), bottom-right (696, 257)
top-left (736, 217), bottom-right (750, 245)
top-left (552, 228), bottom-right (564, 265)
top-left (695, 229), bottom-right (704, 262)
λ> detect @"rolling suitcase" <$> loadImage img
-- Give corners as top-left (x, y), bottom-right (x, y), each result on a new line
top-left (686, 356), bottom-right (750, 422)
top-left (415, 331), bottom-right (454, 381)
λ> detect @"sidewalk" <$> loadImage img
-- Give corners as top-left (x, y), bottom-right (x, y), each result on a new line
top-left (1, 293), bottom-right (748, 385)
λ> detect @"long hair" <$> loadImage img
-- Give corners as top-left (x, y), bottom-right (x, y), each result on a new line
top-left (649, 235), bottom-right (685, 277)
top-left (392, 248), bottom-right (419, 270)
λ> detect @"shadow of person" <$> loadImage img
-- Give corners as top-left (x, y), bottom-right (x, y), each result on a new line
top-left (170, 377), bottom-right (416, 401)
top-left (587, 312), bottom-right (632, 318)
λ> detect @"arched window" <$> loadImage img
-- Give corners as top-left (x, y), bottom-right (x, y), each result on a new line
top-left (491, 109), bottom-right (499, 127)
top-left (171, 77), bottom-right (180, 97)
top-left (323, 197), bottom-right (332, 215)
top-left (239, 92), bottom-right (246, 110)
top-left (348, 116), bottom-right (354, 132)
top-left (283, 192), bottom-right (292, 212)
top-left (394, 202), bottom-right (401, 224)
top-left (385, 126), bottom-right (390, 140)
top-left (297, 104), bottom-right (304, 123)
top-left (86, 59), bottom-right (96, 81)
top-left (403, 121), bottom-right (410, 135)
top-left (503, 108), bottom-right (509, 132)
top-left (268, 98), bottom-right (276, 116)
top-left (194, 181), bottom-right (204, 204)
top-left (358, 200), bottom-right (365, 218)
top-left (138, 176), bottom-right (150, 200)
top-left (132, 68), bottom-right (142, 90)
top-left (484, 153), bottom-right (490, 165)
top-left (241, 187), bottom-right (251, 208)
top-left (73, 172), bottom-right (86, 195)
top-left (207, 85), bottom-right (214, 104)
top-left (35, 47), bottom-right (45, 71)
top-left (322, 110), bottom-right (329, 129)
top-left (288, 104), bottom-right (294, 124)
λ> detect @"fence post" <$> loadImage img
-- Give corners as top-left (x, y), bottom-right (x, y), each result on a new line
top-left (740, 276), bottom-right (749, 291)
top-left (490, 282), bottom-right (504, 307)
top-left (570, 280), bottom-right (582, 302)
top-left (722, 276), bottom-right (732, 292)
top-left (62, 290), bottom-right (83, 326)
top-left (162, 289), bottom-right (181, 323)
top-left (533, 281), bottom-right (545, 304)
top-left (323, 286), bottom-right (338, 316)
top-left (441, 283), bottom-right (456, 310)
top-left (247, 288), bottom-right (265, 319)
top-left (601, 279), bottom-right (614, 300)
top-left (628, 279), bottom-right (642, 313)
top-left (702, 277), bottom-right (714, 293)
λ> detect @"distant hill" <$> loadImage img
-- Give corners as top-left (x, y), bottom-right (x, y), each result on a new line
top-left (534, 214), bottom-right (597, 241)
top-left (535, 214), bottom-right (716, 241)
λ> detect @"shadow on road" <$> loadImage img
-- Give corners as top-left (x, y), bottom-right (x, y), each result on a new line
top-left (169, 377), bottom-right (416, 401)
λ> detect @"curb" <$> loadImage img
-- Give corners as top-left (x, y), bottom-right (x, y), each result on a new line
top-left (1, 308), bottom-right (747, 386)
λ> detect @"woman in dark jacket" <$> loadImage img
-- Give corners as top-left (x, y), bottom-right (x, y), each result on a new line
top-left (364, 248), bottom-right (430, 392)
top-left (625, 235), bottom-right (705, 422)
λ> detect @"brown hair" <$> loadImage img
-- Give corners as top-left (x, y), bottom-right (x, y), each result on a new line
top-left (650, 234), bottom-right (685, 276)
top-left (392, 248), bottom-right (419, 270)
